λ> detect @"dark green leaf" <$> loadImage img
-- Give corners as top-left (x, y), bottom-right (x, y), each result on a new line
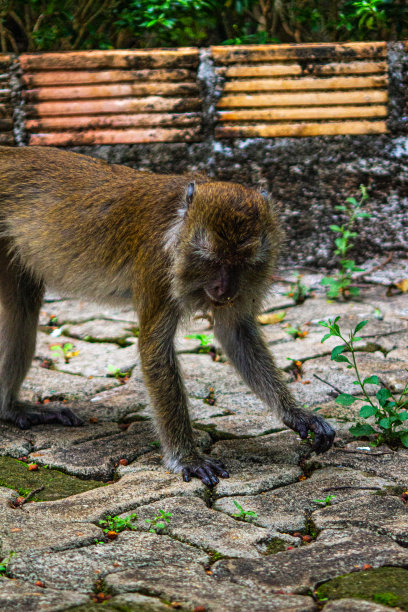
top-left (349, 423), bottom-right (376, 437)
top-left (359, 405), bottom-right (377, 418)
top-left (321, 333), bottom-right (331, 343)
top-left (354, 320), bottom-right (368, 333)
top-left (363, 375), bottom-right (380, 385)
top-left (379, 417), bottom-right (391, 429)
top-left (376, 388), bottom-right (392, 407)
top-left (331, 345), bottom-right (346, 359)
top-left (399, 412), bottom-right (408, 422)
top-left (400, 432), bottom-right (408, 448)
top-left (335, 394), bottom-right (358, 406)
top-left (333, 354), bottom-right (351, 364)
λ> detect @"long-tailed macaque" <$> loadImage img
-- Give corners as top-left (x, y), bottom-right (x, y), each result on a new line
top-left (0, 146), bottom-right (335, 486)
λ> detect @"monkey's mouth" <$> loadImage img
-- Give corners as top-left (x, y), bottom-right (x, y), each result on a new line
top-left (207, 295), bottom-right (235, 308)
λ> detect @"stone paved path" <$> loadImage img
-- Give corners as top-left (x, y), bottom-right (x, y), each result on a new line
top-left (1, 259), bottom-right (408, 611)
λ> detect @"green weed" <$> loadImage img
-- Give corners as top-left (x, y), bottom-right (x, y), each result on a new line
top-left (231, 500), bottom-right (258, 522)
top-left (98, 513), bottom-right (138, 534)
top-left (321, 185), bottom-right (370, 299)
top-left (145, 509), bottom-right (172, 533)
top-left (319, 317), bottom-right (408, 447)
top-left (313, 494), bottom-right (336, 506)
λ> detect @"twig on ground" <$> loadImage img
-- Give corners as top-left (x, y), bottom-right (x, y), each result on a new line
top-left (337, 449), bottom-right (394, 456)
top-left (10, 485), bottom-right (45, 508)
top-left (354, 252), bottom-right (394, 279)
top-left (322, 485), bottom-right (382, 491)
top-left (313, 374), bottom-right (344, 396)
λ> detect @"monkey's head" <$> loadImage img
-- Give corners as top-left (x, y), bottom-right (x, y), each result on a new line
top-left (170, 180), bottom-right (283, 313)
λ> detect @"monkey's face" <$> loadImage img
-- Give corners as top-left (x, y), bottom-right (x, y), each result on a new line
top-left (172, 182), bottom-right (282, 313)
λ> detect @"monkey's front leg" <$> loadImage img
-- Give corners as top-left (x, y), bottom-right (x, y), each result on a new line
top-left (214, 313), bottom-right (335, 453)
top-left (138, 309), bottom-right (229, 486)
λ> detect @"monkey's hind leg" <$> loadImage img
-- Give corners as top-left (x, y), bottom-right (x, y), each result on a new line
top-left (0, 244), bottom-right (82, 429)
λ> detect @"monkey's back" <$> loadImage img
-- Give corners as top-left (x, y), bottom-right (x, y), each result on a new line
top-left (0, 146), bottom-right (188, 301)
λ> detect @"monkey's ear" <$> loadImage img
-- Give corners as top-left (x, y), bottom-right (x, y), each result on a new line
top-left (179, 182), bottom-right (195, 218)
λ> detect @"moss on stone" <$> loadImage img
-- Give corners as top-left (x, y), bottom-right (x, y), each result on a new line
top-left (316, 566), bottom-right (408, 610)
top-left (264, 537), bottom-right (288, 554)
top-left (0, 456), bottom-right (105, 501)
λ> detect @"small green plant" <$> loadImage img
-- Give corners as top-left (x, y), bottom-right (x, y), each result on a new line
top-left (107, 364), bottom-right (130, 382)
top-left (50, 342), bottom-right (78, 364)
top-left (313, 494), bottom-right (336, 506)
top-left (145, 509), bottom-right (172, 532)
top-left (319, 317), bottom-right (408, 447)
top-left (285, 325), bottom-right (309, 340)
top-left (0, 552), bottom-right (16, 576)
top-left (285, 274), bottom-right (310, 305)
top-left (185, 333), bottom-right (214, 353)
top-left (231, 500), bottom-right (258, 522)
top-left (98, 513), bottom-right (138, 534)
top-left (321, 185), bottom-right (371, 300)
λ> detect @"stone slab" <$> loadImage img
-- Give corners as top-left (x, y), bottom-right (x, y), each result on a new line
top-left (210, 431), bottom-right (308, 496)
top-left (9, 532), bottom-right (209, 594)
top-left (26, 470), bottom-right (205, 523)
top-left (214, 467), bottom-right (394, 533)
top-left (313, 494), bottom-right (408, 545)
top-left (0, 577), bottom-right (89, 611)
top-left (27, 421), bottom-right (157, 479)
top-left (212, 529), bottom-right (408, 594)
top-left (306, 440), bottom-right (408, 487)
top-left (127, 496), bottom-right (273, 558)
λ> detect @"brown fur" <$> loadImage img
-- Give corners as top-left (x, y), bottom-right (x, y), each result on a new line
top-left (0, 146), bottom-right (334, 485)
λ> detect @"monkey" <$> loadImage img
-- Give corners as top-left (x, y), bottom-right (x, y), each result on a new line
top-left (0, 146), bottom-right (335, 486)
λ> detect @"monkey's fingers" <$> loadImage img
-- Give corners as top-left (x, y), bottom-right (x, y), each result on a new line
top-left (308, 416), bottom-right (335, 454)
top-left (181, 459), bottom-right (229, 487)
top-left (210, 459), bottom-right (230, 479)
top-left (14, 407), bottom-right (83, 429)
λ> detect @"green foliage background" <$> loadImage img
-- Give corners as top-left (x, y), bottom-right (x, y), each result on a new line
top-left (0, 0), bottom-right (406, 52)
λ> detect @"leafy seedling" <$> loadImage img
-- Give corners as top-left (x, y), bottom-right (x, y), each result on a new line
top-left (50, 342), bottom-right (79, 364)
top-left (185, 333), bottom-right (214, 353)
top-left (98, 513), bottom-right (138, 534)
top-left (145, 509), bottom-right (172, 533)
top-left (321, 185), bottom-right (371, 299)
top-left (107, 364), bottom-right (130, 383)
top-left (313, 494), bottom-right (336, 506)
top-left (285, 325), bottom-right (309, 339)
top-left (285, 274), bottom-right (311, 305)
top-left (0, 552), bottom-right (16, 576)
top-left (319, 317), bottom-right (408, 448)
top-left (232, 500), bottom-right (258, 522)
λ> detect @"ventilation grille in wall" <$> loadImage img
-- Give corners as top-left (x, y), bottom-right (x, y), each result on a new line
top-left (20, 49), bottom-right (202, 146)
top-left (0, 54), bottom-right (15, 145)
top-left (213, 42), bottom-right (388, 138)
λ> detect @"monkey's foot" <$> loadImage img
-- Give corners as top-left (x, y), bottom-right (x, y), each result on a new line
top-left (285, 410), bottom-right (335, 454)
top-left (7, 404), bottom-right (83, 430)
top-left (181, 456), bottom-right (229, 487)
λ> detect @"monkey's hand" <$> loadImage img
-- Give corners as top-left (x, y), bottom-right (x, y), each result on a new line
top-left (181, 455), bottom-right (229, 487)
top-left (284, 408), bottom-right (335, 454)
